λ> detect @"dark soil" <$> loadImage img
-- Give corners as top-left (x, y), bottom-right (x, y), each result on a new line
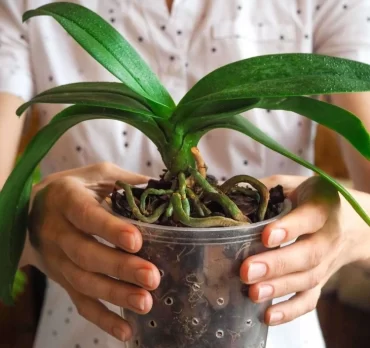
top-left (111, 175), bottom-right (285, 226)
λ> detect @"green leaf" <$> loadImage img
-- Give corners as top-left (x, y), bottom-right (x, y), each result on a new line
top-left (0, 177), bottom-right (32, 305)
top-left (176, 53), bottom-right (370, 117)
top-left (23, 2), bottom-right (175, 116)
top-left (0, 105), bottom-right (167, 303)
top-left (16, 83), bottom-right (157, 118)
top-left (259, 96), bottom-right (370, 159)
top-left (188, 115), bottom-right (370, 226)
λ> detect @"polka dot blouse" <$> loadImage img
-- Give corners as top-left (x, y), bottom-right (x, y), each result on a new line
top-left (1, 1), bottom-right (370, 347)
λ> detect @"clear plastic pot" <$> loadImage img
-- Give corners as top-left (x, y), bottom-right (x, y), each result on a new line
top-left (105, 199), bottom-right (292, 348)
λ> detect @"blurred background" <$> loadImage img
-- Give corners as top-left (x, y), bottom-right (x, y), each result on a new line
top-left (1, 111), bottom-right (370, 348)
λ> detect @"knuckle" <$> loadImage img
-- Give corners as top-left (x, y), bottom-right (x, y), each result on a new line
top-left (70, 269), bottom-right (90, 291)
top-left (305, 239), bottom-right (324, 268)
top-left (107, 284), bottom-right (121, 305)
top-left (97, 161), bottom-right (116, 175)
top-left (307, 269), bottom-right (322, 289)
top-left (72, 246), bottom-right (90, 271)
top-left (76, 301), bottom-right (89, 319)
top-left (273, 254), bottom-right (287, 276)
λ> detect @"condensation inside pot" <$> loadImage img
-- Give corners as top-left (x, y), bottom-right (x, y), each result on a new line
top-left (122, 232), bottom-right (271, 348)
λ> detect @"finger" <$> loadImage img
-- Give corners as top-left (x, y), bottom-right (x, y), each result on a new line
top-left (262, 176), bottom-right (340, 248)
top-left (63, 281), bottom-right (132, 341)
top-left (261, 200), bottom-right (331, 248)
top-left (248, 267), bottom-right (326, 303)
top-left (56, 177), bottom-right (143, 253)
top-left (56, 221), bottom-right (160, 290)
top-left (60, 255), bottom-right (153, 314)
top-left (264, 287), bottom-right (321, 325)
top-left (240, 234), bottom-right (329, 283)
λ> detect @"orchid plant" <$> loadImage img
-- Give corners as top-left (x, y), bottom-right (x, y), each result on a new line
top-left (1, 2), bottom-right (370, 304)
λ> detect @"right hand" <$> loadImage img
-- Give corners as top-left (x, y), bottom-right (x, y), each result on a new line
top-left (24, 162), bottom-right (161, 342)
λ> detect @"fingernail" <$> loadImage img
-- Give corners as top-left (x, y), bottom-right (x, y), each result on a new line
top-left (258, 285), bottom-right (274, 301)
top-left (127, 294), bottom-right (146, 311)
top-left (248, 262), bottom-right (267, 282)
top-left (113, 327), bottom-right (126, 341)
top-left (135, 268), bottom-right (154, 288)
top-left (268, 229), bottom-right (286, 247)
top-left (119, 232), bottom-right (136, 251)
top-left (269, 311), bottom-right (284, 324)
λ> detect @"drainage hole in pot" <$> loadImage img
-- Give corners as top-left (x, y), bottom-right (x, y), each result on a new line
top-left (148, 320), bottom-right (157, 328)
top-left (192, 283), bottom-right (201, 291)
top-left (217, 297), bottom-right (224, 306)
top-left (164, 297), bottom-right (174, 306)
top-left (192, 318), bottom-right (199, 326)
top-left (216, 330), bottom-right (224, 338)
top-left (159, 269), bottom-right (164, 277)
top-left (246, 319), bottom-right (252, 326)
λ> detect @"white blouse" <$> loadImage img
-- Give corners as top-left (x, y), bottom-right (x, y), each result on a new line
top-left (1, 0), bottom-right (370, 347)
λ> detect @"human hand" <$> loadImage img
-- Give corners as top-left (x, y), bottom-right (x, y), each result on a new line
top-left (240, 175), bottom-right (370, 326)
top-left (24, 162), bottom-right (161, 342)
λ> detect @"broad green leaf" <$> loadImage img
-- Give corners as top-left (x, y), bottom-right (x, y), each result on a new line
top-left (176, 53), bottom-right (370, 114)
top-left (23, 2), bottom-right (175, 116)
top-left (0, 177), bottom-right (32, 304)
top-left (17, 88), bottom-right (156, 118)
top-left (0, 105), bottom-right (168, 303)
top-left (186, 115), bottom-right (370, 226)
top-left (179, 96), bottom-right (370, 160)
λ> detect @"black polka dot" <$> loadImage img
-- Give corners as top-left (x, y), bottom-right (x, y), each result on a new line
top-left (244, 160), bottom-right (248, 165)
top-left (62, 156), bottom-right (68, 162)
top-left (160, 25), bottom-right (166, 30)
top-left (68, 306), bottom-right (73, 313)
top-left (185, 62), bottom-right (189, 67)
top-left (76, 146), bottom-right (82, 152)
top-left (169, 55), bottom-right (175, 61)
top-left (298, 121), bottom-right (303, 127)
top-left (280, 35), bottom-right (284, 40)
top-left (124, 142), bottom-right (129, 148)
top-left (47, 309), bottom-right (52, 316)
top-left (279, 161), bottom-right (285, 167)
top-left (343, 4), bottom-right (348, 9)
top-left (138, 36), bottom-right (144, 42)
top-left (109, 9), bottom-right (114, 13)
top-left (297, 9), bottom-right (301, 14)
top-left (147, 161), bottom-right (152, 167)
top-left (368, 17), bottom-right (370, 22)
top-left (65, 318), bottom-right (70, 324)
top-left (266, 109), bottom-right (271, 113)
top-left (237, 5), bottom-right (242, 10)
top-left (110, 18), bottom-right (116, 23)
top-left (221, 176), bottom-right (227, 181)
top-left (211, 47), bottom-right (217, 53)
top-left (258, 22), bottom-right (263, 27)
top-left (52, 330), bottom-right (57, 336)
top-left (94, 338), bottom-right (99, 344)
top-left (304, 34), bottom-right (309, 39)
top-left (123, 131), bottom-right (127, 136)
top-left (316, 5), bottom-right (321, 11)
top-left (75, 345), bottom-right (81, 348)
top-left (20, 34), bottom-right (25, 40)
top-left (177, 30), bottom-right (182, 35)
top-left (48, 75), bottom-right (53, 82)
top-left (298, 149), bottom-right (303, 155)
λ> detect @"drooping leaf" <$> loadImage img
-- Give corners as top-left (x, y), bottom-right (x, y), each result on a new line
top-left (186, 114), bottom-right (370, 226)
top-left (0, 177), bottom-right (32, 305)
top-left (16, 85), bottom-right (156, 118)
top-left (23, 2), bottom-right (175, 116)
top-left (179, 96), bottom-right (370, 160)
top-left (0, 105), bottom-right (168, 303)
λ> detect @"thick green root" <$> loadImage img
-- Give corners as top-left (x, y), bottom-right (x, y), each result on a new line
top-left (171, 193), bottom-right (246, 227)
top-left (140, 188), bottom-right (173, 215)
top-left (117, 182), bottom-right (168, 223)
top-left (220, 175), bottom-right (269, 221)
top-left (203, 192), bottom-right (251, 223)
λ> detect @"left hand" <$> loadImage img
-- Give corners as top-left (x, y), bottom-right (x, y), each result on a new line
top-left (240, 175), bottom-right (370, 326)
